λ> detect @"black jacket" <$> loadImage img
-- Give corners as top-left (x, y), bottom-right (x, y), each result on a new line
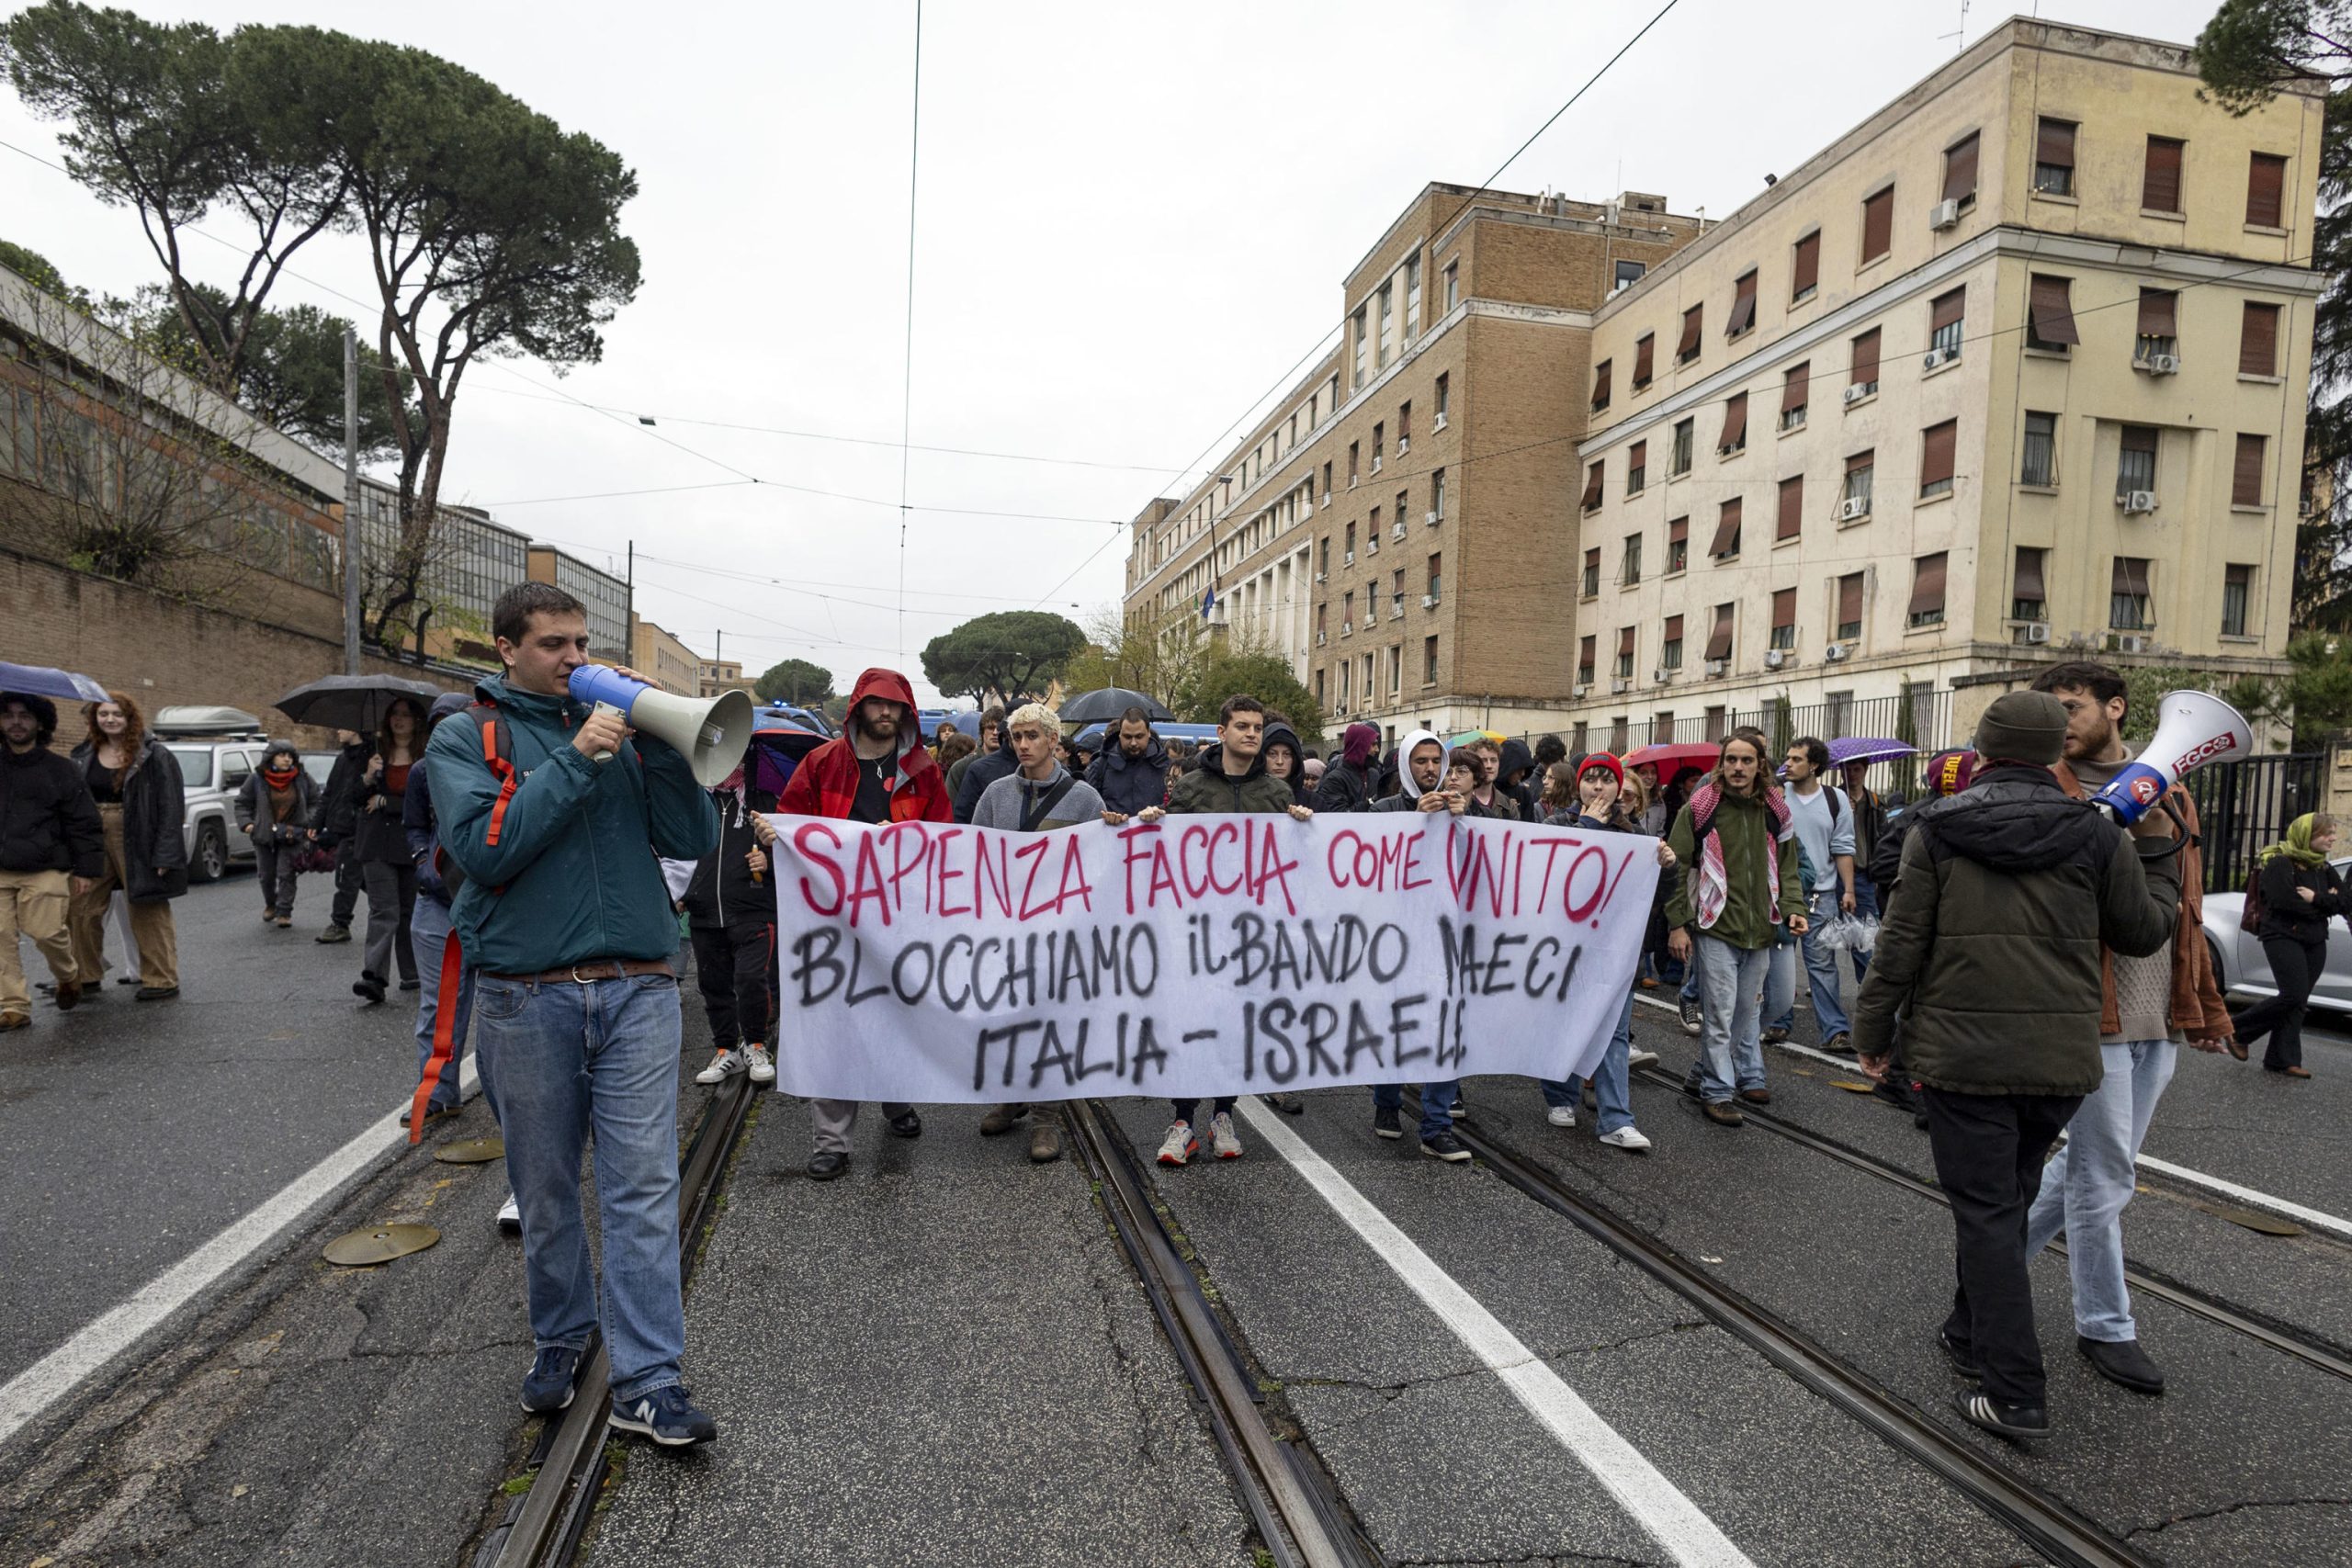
top-left (2, 743), bottom-right (106, 880)
top-left (233, 743), bottom-right (321, 848)
top-left (2253, 856), bottom-right (2346, 944)
top-left (953, 726), bottom-right (1018, 824)
top-left (1312, 758), bottom-right (1375, 814)
top-left (1868, 806), bottom-right (1918, 892)
top-left (317, 740), bottom-right (371, 844)
top-left (1497, 739), bottom-right (1538, 819)
top-left (351, 751), bottom-right (419, 866)
top-left (72, 736), bottom-right (188, 899)
top-left (1086, 735), bottom-right (1170, 817)
top-left (684, 784), bottom-right (782, 930)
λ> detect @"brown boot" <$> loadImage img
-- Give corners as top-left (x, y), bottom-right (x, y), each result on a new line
top-left (0, 1011), bottom-right (28, 1032)
top-left (1702, 1100), bottom-right (1746, 1127)
top-left (978, 1103), bottom-right (1028, 1136)
top-left (53, 979), bottom-right (81, 1011)
top-left (1028, 1112), bottom-right (1063, 1163)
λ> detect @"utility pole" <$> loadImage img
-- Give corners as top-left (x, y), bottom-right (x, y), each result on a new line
top-left (625, 539), bottom-right (635, 666)
top-left (341, 327), bottom-right (361, 675)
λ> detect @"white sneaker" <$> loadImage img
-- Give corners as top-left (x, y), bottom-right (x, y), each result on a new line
top-left (1628, 1048), bottom-right (1660, 1069)
top-left (744, 1045), bottom-right (775, 1084)
top-left (1547, 1105), bottom-right (1577, 1128)
top-left (693, 1048), bottom-right (739, 1085)
top-left (1599, 1124), bottom-right (1653, 1152)
top-left (1156, 1121), bottom-right (1198, 1166)
top-left (1209, 1111), bottom-right (1243, 1160)
top-left (496, 1194), bottom-right (522, 1232)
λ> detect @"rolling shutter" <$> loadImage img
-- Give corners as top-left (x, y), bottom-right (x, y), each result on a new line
top-left (1705, 604), bottom-right (1735, 660)
top-left (1709, 498), bottom-right (1742, 558)
top-left (2143, 137), bottom-right (2184, 212)
top-left (2029, 276), bottom-right (2079, 345)
top-left (1777, 475), bottom-right (1804, 539)
top-left (1907, 553), bottom-right (1949, 620)
top-left (1861, 187), bottom-right (1894, 262)
top-left (1942, 133), bottom-right (1979, 202)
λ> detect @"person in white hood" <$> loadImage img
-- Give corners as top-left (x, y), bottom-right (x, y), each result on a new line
top-left (1365, 728), bottom-right (1474, 1162)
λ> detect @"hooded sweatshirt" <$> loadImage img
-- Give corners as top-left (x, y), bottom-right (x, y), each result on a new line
top-left (1165, 738), bottom-right (1295, 814)
top-left (1312, 723), bottom-right (1381, 814)
top-left (779, 669), bottom-right (952, 826)
top-left (1085, 728), bottom-right (1170, 817)
top-left (1495, 738), bottom-right (1538, 819)
top-left (1371, 729), bottom-right (1447, 814)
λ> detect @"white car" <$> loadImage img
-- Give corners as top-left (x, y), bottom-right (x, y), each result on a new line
top-left (2199, 857), bottom-right (2352, 1012)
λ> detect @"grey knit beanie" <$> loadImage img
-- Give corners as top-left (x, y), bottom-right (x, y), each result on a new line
top-left (1973, 691), bottom-right (2068, 766)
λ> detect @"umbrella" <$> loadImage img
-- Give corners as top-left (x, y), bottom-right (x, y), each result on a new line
top-left (0, 661), bottom-right (108, 704)
top-left (1057, 687), bottom-right (1176, 726)
top-left (1448, 728), bottom-right (1505, 748)
top-left (1827, 737), bottom-right (1917, 767)
top-left (274, 673), bottom-right (445, 733)
top-left (746, 724), bottom-right (828, 796)
top-left (1620, 740), bottom-right (1722, 787)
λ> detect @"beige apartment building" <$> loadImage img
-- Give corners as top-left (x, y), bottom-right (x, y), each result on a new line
top-left (1571, 19), bottom-right (2322, 754)
top-left (627, 615), bottom-right (704, 696)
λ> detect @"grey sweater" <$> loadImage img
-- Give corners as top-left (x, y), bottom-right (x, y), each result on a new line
top-left (971, 764), bottom-right (1106, 832)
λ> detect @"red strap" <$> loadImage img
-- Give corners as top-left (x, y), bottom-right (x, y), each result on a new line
top-left (408, 928), bottom-right (469, 1145)
top-left (478, 711), bottom-right (518, 848)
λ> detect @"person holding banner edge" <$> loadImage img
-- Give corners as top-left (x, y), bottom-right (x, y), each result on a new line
top-left (1363, 728), bottom-right (1476, 1160)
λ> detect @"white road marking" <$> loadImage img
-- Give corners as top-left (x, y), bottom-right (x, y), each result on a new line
top-left (1237, 1099), bottom-right (1756, 1568)
top-left (1628, 992), bottom-right (2352, 1240)
top-left (0, 1062), bottom-right (481, 1448)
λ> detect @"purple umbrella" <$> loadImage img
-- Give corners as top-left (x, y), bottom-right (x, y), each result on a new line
top-left (0, 661), bottom-right (109, 704)
top-left (1828, 736), bottom-right (1917, 766)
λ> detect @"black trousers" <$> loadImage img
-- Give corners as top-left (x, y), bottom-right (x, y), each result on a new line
top-left (1920, 1087), bottom-right (2083, 1405)
top-left (330, 850), bottom-right (363, 927)
top-left (2232, 933), bottom-right (2326, 1071)
top-left (692, 920), bottom-right (776, 1050)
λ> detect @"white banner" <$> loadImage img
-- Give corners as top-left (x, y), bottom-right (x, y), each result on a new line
top-left (765, 811), bottom-right (1657, 1104)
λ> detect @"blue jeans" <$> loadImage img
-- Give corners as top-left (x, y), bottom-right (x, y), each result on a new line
top-left (1844, 874), bottom-right (1878, 985)
top-left (1769, 890), bottom-right (1851, 1038)
top-left (2023, 1039), bottom-right (2177, 1343)
top-left (1693, 935), bottom-right (1770, 1102)
top-left (410, 894), bottom-right (473, 1111)
top-left (1541, 989), bottom-right (1635, 1134)
top-left (1373, 1078), bottom-right (1460, 1140)
top-left (475, 971), bottom-right (687, 1404)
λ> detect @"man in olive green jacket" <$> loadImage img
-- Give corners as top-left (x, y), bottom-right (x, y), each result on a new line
top-left (1854, 692), bottom-right (2178, 1444)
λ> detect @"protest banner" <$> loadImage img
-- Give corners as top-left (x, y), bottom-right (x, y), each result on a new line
top-left (765, 811), bottom-right (1659, 1105)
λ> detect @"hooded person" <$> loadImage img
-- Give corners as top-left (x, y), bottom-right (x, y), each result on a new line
top-left (1085, 705), bottom-right (1170, 820)
top-left (1495, 737), bottom-right (1539, 819)
top-left (1312, 722), bottom-right (1383, 813)
top-left (684, 740), bottom-right (787, 1091)
top-left (1259, 718), bottom-right (1307, 799)
top-left (235, 739), bottom-right (322, 928)
top-left (777, 667), bottom-right (951, 1179)
top-left (0, 691), bottom-right (106, 1028)
top-left (313, 728), bottom-right (374, 943)
top-left (1370, 728), bottom-right (1451, 813)
top-left (951, 704), bottom-right (1020, 824)
top-left (401, 690), bottom-right (477, 1125)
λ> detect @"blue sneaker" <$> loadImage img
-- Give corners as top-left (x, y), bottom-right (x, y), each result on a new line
top-left (521, 1345), bottom-right (582, 1414)
top-left (609, 1384), bottom-right (718, 1446)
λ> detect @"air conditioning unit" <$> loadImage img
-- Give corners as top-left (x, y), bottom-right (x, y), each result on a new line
top-left (1316, 630), bottom-right (1328, 646)
top-left (1314, 570), bottom-right (1328, 583)
top-left (1611, 678), bottom-right (1631, 694)
top-left (1341, 620), bottom-right (1353, 636)
top-left (1432, 412), bottom-right (1448, 431)
top-left (1923, 346), bottom-right (1958, 371)
top-left (1823, 642), bottom-right (1850, 663)
top-left (2147, 353), bottom-right (2180, 375)
top-left (1705, 659), bottom-right (1728, 677)
top-left (1424, 509), bottom-right (1440, 527)
top-left (1392, 521), bottom-right (1408, 541)
top-left (1929, 197), bottom-right (1962, 231)
top-left (1422, 593), bottom-right (1440, 609)
top-left (1371, 456), bottom-right (1384, 474)
top-left (2024, 621), bottom-right (2052, 645)
top-left (1390, 599), bottom-right (1404, 618)
top-left (1837, 496), bottom-right (1871, 523)
top-left (2109, 633), bottom-right (2148, 654)
top-left (1343, 550), bottom-right (1355, 566)
top-left (1653, 667), bottom-right (1673, 683)
top-left (1608, 279), bottom-right (1634, 299)
top-left (1763, 649), bottom-right (1787, 670)
top-left (1843, 384), bottom-right (1871, 406)
top-left (1300, 500), bottom-right (1313, 518)
top-left (2120, 491), bottom-right (2158, 515)
top-left (1397, 437), bottom-right (1410, 456)
top-left (1573, 683), bottom-right (1590, 698)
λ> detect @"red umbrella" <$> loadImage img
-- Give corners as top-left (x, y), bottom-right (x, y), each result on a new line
top-left (1620, 740), bottom-right (1721, 786)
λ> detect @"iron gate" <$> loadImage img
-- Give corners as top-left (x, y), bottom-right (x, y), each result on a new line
top-left (2183, 753), bottom-right (2328, 895)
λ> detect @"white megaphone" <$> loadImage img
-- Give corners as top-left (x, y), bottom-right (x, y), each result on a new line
top-left (2089, 688), bottom-right (2251, 824)
top-left (568, 665), bottom-right (758, 788)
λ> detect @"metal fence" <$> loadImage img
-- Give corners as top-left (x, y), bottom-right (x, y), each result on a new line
top-left (1510, 689), bottom-right (1958, 795)
top-left (2183, 752), bottom-right (2328, 895)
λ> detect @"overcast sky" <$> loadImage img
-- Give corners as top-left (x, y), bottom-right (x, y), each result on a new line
top-left (2, 0), bottom-right (2228, 704)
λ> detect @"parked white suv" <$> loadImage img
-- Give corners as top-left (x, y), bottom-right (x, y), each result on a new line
top-left (152, 707), bottom-right (333, 884)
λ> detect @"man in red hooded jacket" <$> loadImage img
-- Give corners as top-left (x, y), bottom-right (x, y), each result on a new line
top-left (776, 668), bottom-right (952, 1179)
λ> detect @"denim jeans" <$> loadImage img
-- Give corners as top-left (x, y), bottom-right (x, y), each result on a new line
top-left (1693, 935), bottom-right (1770, 1102)
top-left (475, 970), bottom-right (686, 1404)
top-left (409, 894), bottom-right (473, 1111)
top-left (1768, 890), bottom-right (1850, 1038)
top-left (1844, 873), bottom-right (1878, 985)
top-left (1541, 989), bottom-right (1635, 1134)
top-left (2023, 1038), bottom-right (2177, 1343)
top-left (1372, 1077), bottom-right (1460, 1140)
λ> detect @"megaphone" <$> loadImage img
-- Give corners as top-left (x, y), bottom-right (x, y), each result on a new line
top-left (568, 665), bottom-right (758, 789)
top-left (2089, 688), bottom-right (2251, 824)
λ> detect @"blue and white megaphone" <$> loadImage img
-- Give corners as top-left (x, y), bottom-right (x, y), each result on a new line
top-left (568, 665), bottom-right (758, 789)
top-left (2089, 688), bottom-right (2251, 825)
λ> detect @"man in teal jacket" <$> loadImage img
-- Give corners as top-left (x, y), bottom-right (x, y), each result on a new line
top-left (428, 581), bottom-right (720, 1446)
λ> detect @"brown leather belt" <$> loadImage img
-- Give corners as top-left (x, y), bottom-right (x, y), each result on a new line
top-left (486, 957), bottom-right (675, 985)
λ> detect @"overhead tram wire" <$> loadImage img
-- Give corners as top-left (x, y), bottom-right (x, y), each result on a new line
top-left (897, 0), bottom-right (925, 668)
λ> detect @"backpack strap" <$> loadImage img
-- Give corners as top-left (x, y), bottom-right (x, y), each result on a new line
top-left (1018, 775), bottom-right (1079, 833)
top-left (408, 926), bottom-right (467, 1146)
top-left (474, 701), bottom-right (518, 847)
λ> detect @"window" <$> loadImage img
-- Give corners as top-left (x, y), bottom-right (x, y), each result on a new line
top-left (1582, 547), bottom-right (1600, 597)
top-left (1907, 552), bottom-right (1949, 628)
top-left (1404, 257), bottom-right (1421, 339)
top-left (1671, 417), bottom-right (1695, 476)
top-left (1572, 720), bottom-right (1589, 753)
top-left (1719, 393), bottom-right (1748, 455)
top-left (1615, 626), bottom-right (1636, 679)
top-left (1627, 441), bottom-right (1646, 495)
top-left (1352, 307), bottom-right (1369, 388)
top-left (1431, 468), bottom-right (1446, 521)
top-left (1792, 230), bottom-right (1821, 302)
top-left (1770, 588), bottom-right (1797, 650)
top-left (2135, 289), bottom-right (2179, 362)
top-left (1919, 419), bottom-right (1957, 500)
top-left (2143, 136), bottom-right (2185, 214)
top-left (1776, 475), bottom-right (1804, 541)
top-left (2247, 152), bottom-right (2289, 228)
top-left (1622, 532), bottom-right (1644, 586)
top-left (1634, 333), bottom-right (1656, 389)
top-left (2027, 275), bottom-right (2079, 351)
top-left (1581, 460), bottom-right (1606, 511)
top-left (2021, 411), bottom-right (2057, 487)
top-left (1860, 185), bottom-right (1894, 263)
top-left (1392, 568), bottom-right (1406, 615)
top-left (1710, 497), bottom-right (1742, 559)
top-left (1666, 515), bottom-right (1689, 574)
top-left (1654, 712), bottom-right (1676, 743)
top-left (2013, 547), bottom-right (2048, 623)
top-left (1837, 571), bottom-right (1864, 641)
top-left (1388, 645), bottom-right (1403, 694)
top-left (1398, 402), bottom-right (1412, 446)
top-left (2035, 118), bottom-right (2076, 195)
top-left (2222, 563), bottom-right (2254, 637)
top-left (2110, 558), bottom-right (2153, 629)
top-left (2241, 301), bottom-right (2280, 376)
top-left (1727, 270), bottom-right (1758, 338)
top-left (1314, 669), bottom-right (1326, 706)
top-left (1322, 460), bottom-right (1333, 499)
top-left (1614, 259), bottom-right (1645, 291)
top-left (1443, 260), bottom-right (1459, 311)
top-left (1928, 287), bottom-right (1965, 357)
top-left (1395, 490), bottom-right (1408, 536)
top-left (2118, 425), bottom-right (2158, 498)
top-left (1943, 131), bottom-right (1980, 208)
top-left (1705, 604), bottom-right (1735, 662)
top-left (1342, 590), bottom-right (1354, 632)
top-left (2233, 433), bottom-right (2267, 507)
top-left (1663, 615), bottom-right (1684, 670)
top-left (1677, 304), bottom-right (1704, 365)
top-left (1609, 716), bottom-right (1630, 754)
top-left (1344, 521), bottom-right (1356, 559)
top-left (1319, 536), bottom-right (1331, 574)
top-left (1780, 362), bottom-right (1810, 430)
top-left (1850, 327), bottom-right (1882, 392)
top-left (1577, 635), bottom-right (1597, 683)
top-left (1367, 510), bottom-right (1380, 552)
top-left (1377, 283), bottom-right (1394, 367)
top-left (1435, 373), bottom-right (1450, 421)
top-left (1372, 423), bottom-right (1385, 471)
top-left (1591, 358), bottom-right (1611, 412)
top-left (1843, 450), bottom-right (1875, 509)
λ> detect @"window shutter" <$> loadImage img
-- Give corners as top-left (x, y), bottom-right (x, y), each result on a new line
top-left (1668, 514), bottom-right (1688, 547)
top-left (1792, 231), bottom-right (1820, 297)
top-left (2241, 301), bottom-right (2279, 376)
top-left (2112, 556), bottom-right (2151, 599)
top-left (1846, 449), bottom-right (1874, 477)
top-left (2036, 118), bottom-right (2075, 170)
top-left (1719, 393), bottom-right (1748, 452)
top-left (1851, 328), bottom-right (1882, 386)
top-left (1619, 626), bottom-right (1636, 659)
top-left (1727, 271), bottom-right (1758, 336)
top-left (1710, 498), bottom-right (1742, 557)
top-left (1838, 572), bottom-right (1863, 627)
top-left (2014, 547), bottom-right (2047, 602)
top-left (1581, 462), bottom-right (1605, 509)
top-left (1781, 361), bottom-right (1810, 420)
top-left (2029, 276), bottom-right (2080, 344)
top-left (1930, 288), bottom-right (1965, 333)
top-left (1772, 587), bottom-right (1796, 633)
top-left (1678, 305), bottom-right (1704, 359)
top-left (1629, 439), bottom-right (1645, 476)
top-left (2143, 137), bottom-right (2184, 212)
top-left (1907, 553), bottom-right (1949, 619)
top-left (1634, 333), bottom-right (1655, 385)
top-left (1861, 187), bottom-right (1894, 262)
top-left (1777, 475), bottom-right (1804, 539)
top-left (1665, 613), bottom-right (1683, 643)
top-left (1942, 133), bottom-right (1979, 202)
top-left (1591, 359), bottom-right (1611, 408)
top-left (2137, 288), bottom-right (2178, 338)
top-left (1920, 420), bottom-right (1957, 488)
top-left (2234, 433), bottom-right (2267, 506)
top-left (2247, 152), bottom-right (2288, 228)
top-left (1579, 635), bottom-right (1595, 674)
top-left (1705, 605), bottom-right (1735, 660)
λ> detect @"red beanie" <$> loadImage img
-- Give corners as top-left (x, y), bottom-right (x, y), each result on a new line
top-left (1577, 753), bottom-right (1624, 787)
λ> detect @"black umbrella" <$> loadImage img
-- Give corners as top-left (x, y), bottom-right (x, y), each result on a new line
top-left (275, 673), bottom-right (447, 734)
top-left (1057, 687), bottom-right (1176, 726)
